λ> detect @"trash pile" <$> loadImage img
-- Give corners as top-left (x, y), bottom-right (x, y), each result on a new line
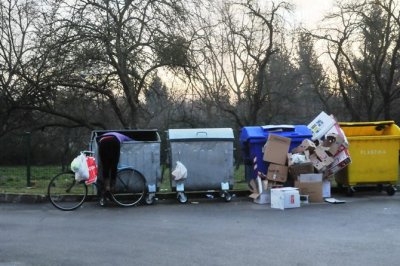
top-left (249, 111), bottom-right (352, 209)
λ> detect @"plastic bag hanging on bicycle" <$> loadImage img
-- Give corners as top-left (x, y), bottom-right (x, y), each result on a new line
top-left (70, 153), bottom-right (98, 183)
top-left (71, 153), bottom-right (89, 181)
top-left (86, 156), bottom-right (98, 185)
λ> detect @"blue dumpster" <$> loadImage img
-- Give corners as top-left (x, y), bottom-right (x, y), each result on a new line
top-left (240, 125), bottom-right (312, 181)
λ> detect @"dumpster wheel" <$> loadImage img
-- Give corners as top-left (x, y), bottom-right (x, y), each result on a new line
top-left (177, 192), bottom-right (187, 204)
top-left (386, 186), bottom-right (396, 196)
top-left (145, 193), bottom-right (156, 205)
top-left (222, 191), bottom-right (232, 202)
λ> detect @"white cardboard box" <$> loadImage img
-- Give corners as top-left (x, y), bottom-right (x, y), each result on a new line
top-left (307, 112), bottom-right (336, 140)
top-left (271, 187), bottom-right (300, 210)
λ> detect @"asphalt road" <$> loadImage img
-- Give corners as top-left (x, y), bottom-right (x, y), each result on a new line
top-left (1, 192), bottom-right (400, 266)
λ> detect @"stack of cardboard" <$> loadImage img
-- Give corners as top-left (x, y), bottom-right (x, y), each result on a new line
top-left (262, 134), bottom-right (291, 184)
top-left (288, 112), bottom-right (352, 202)
top-left (248, 134), bottom-right (292, 204)
top-left (247, 111), bottom-right (351, 206)
top-left (262, 134), bottom-right (303, 209)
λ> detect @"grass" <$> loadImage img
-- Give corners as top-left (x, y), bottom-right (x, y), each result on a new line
top-left (0, 166), bottom-right (63, 194)
top-left (0, 164), bottom-right (249, 195)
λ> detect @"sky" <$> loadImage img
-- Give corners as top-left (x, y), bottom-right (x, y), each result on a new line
top-left (290, 0), bottom-right (335, 28)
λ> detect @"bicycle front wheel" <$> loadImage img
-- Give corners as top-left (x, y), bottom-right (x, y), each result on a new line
top-left (48, 171), bottom-right (88, 211)
top-left (110, 168), bottom-right (146, 207)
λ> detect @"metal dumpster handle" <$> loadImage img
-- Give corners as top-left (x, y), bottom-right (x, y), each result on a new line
top-left (261, 125), bottom-right (295, 132)
top-left (196, 131), bottom-right (207, 137)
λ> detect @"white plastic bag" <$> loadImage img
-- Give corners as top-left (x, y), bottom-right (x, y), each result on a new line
top-left (70, 153), bottom-right (89, 181)
top-left (171, 161), bottom-right (187, 181)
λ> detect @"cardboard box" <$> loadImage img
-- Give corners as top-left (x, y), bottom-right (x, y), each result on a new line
top-left (307, 112), bottom-right (336, 140)
top-left (289, 162), bottom-right (314, 180)
top-left (309, 153), bottom-right (326, 172)
top-left (298, 173), bottom-right (323, 182)
top-left (263, 134), bottom-right (291, 165)
top-left (325, 123), bottom-right (349, 148)
top-left (266, 164), bottom-right (288, 183)
top-left (322, 132), bottom-right (347, 156)
top-left (314, 146), bottom-right (335, 166)
top-left (291, 139), bottom-right (316, 154)
top-left (271, 187), bottom-right (300, 210)
top-left (325, 149), bottom-right (351, 177)
top-left (295, 181), bottom-right (323, 203)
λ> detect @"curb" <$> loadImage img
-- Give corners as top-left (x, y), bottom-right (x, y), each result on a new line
top-left (0, 190), bottom-right (252, 204)
top-left (1, 187), bottom-right (393, 204)
top-left (0, 193), bottom-right (47, 203)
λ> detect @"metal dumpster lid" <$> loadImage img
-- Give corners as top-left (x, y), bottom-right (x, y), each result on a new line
top-left (90, 129), bottom-right (160, 142)
top-left (168, 128), bottom-right (234, 141)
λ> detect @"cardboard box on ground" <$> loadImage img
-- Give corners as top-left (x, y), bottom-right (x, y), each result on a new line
top-left (271, 187), bottom-right (300, 210)
top-left (249, 111), bottom-right (352, 206)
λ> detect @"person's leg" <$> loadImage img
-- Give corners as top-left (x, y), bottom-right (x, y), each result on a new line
top-left (98, 137), bottom-right (116, 193)
top-left (108, 139), bottom-right (120, 192)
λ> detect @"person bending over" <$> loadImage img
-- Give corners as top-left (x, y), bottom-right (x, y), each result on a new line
top-left (96, 132), bottom-right (132, 204)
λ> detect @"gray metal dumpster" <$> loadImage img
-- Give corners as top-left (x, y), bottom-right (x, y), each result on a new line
top-left (90, 129), bottom-right (161, 204)
top-left (167, 128), bottom-right (235, 203)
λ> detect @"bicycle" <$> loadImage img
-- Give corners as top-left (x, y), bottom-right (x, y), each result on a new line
top-left (48, 152), bottom-right (147, 211)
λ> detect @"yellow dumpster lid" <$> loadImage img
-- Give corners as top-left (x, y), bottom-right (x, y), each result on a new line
top-left (338, 121), bottom-right (400, 138)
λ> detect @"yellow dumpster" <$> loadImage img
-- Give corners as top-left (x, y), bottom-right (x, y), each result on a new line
top-left (336, 121), bottom-right (400, 196)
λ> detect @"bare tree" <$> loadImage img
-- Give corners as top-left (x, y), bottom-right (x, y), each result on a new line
top-left (186, 0), bottom-right (294, 127)
top-left (297, 32), bottom-right (341, 117)
top-left (306, 0), bottom-right (400, 121)
top-left (0, 0), bottom-right (41, 136)
top-left (46, 0), bottom-right (191, 128)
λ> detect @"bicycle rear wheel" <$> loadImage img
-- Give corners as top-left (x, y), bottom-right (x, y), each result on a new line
top-left (48, 171), bottom-right (88, 211)
top-left (110, 168), bottom-right (146, 207)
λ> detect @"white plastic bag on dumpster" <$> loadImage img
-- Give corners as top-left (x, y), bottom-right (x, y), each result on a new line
top-left (172, 161), bottom-right (187, 181)
top-left (70, 153), bottom-right (89, 181)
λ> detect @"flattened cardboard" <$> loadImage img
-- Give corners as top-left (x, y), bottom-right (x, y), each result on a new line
top-left (323, 179), bottom-right (331, 198)
top-left (254, 189), bottom-right (271, 204)
top-left (263, 134), bottom-right (291, 165)
top-left (249, 178), bottom-right (270, 204)
top-left (266, 164), bottom-right (288, 183)
top-left (325, 148), bottom-right (351, 177)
